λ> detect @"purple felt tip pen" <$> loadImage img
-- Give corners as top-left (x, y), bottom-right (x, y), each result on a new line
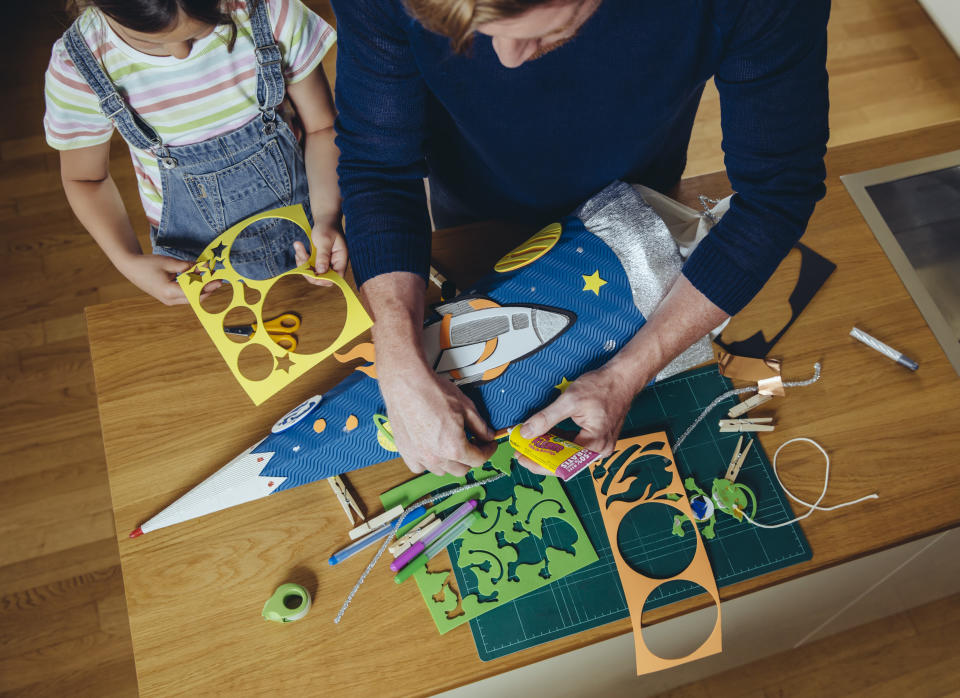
top-left (389, 499), bottom-right (478, 572)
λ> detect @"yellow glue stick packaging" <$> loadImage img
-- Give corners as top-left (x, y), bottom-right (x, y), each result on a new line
top-left (508, 428), bottom-right (601, 481)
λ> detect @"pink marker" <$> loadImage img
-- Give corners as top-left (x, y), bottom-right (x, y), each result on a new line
top-left (389, 499), bottom-right (478, 572)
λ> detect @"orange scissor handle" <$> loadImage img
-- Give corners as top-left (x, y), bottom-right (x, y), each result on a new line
top-left (256, 313), bottom-right (301, 333)
top-left (268, 332), bottom-right (298, 352)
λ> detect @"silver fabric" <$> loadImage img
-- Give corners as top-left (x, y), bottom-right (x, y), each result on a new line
top-left (574, 181), bottom-right (714, 381)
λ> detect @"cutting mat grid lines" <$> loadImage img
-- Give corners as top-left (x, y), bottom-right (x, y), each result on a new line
top-left (460, 364), bottom-right (812, 660)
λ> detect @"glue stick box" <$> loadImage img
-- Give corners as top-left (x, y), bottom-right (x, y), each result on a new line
top-left (508, 428), bottom-right (602, 481)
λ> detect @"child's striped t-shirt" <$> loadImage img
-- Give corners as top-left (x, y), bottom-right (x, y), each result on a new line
top-left (43, 0), bottom-right (335, 229)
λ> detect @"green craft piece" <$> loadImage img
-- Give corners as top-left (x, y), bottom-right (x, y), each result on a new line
top-left (712, 478), bottom-right (758, 520)
top-left (671, 476), bottom-right (758, 541)
top-left (381, 440), bottom-right (598, 634)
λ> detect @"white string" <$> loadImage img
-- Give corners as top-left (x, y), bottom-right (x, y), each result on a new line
top-left (741, 437), bottom-right (878, 529)
top-left (674, 362), bottom-right (821, 450)
top-left (333, 473), bottom-right (506, 624)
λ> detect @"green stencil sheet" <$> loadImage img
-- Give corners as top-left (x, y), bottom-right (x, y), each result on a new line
top-left (466, 364), bottom-right (812, 661)
top-left (380, 443), bottom-right (598, 634)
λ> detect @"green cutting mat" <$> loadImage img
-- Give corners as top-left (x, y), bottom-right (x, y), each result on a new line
top-left (461, 363), bottom-right (812, 661)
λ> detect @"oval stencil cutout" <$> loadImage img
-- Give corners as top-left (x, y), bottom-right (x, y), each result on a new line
top-left (640, 580), bottom-right (718, 660)
top-left (241, 281), bottom-right (261, 305)
top-left (223, 306), bottom-right (257, 344)
top-left (261, 274), bottom-right (347, 355)
top-left (236, 343), bottom-right (275, 382)
top-left (616, 502), bottom-right (697, 579)
top-left (199, 279), bottom-right (233, 314)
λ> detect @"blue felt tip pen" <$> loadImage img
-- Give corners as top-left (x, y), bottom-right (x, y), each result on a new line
top-left (328, 505), bottom-right (427, 565)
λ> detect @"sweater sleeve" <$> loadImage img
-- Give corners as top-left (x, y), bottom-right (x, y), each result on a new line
top-left (331, 0), bottom-right (432, 288)
top-left (682, 0), bottom-right (830, 315)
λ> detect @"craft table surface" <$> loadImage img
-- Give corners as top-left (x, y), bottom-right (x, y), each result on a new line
top-left (86, 121), bottom-right (960, 697)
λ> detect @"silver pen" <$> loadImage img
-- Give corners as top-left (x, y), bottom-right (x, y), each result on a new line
top-left (850, 326), bottom-right (919, 371)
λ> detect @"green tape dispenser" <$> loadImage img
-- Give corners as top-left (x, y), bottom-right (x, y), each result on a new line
top-left (262, 583), bottom-right (311, 623)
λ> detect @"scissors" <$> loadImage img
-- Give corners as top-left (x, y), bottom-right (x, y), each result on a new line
top-left (225, 312), bottom-right (300, 351)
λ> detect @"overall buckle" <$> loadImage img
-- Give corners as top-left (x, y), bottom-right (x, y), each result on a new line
top-left (99, 93), bottom-right (126, 120)
top-left (254, 45), bottom-right (281, 67)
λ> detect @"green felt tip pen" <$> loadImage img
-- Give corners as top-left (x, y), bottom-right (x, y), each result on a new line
top-left (393, 511), bottom-right (479, 584)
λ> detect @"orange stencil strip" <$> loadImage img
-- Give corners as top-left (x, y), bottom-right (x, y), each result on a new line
top-left (590, 432), bottom-right (722, 675)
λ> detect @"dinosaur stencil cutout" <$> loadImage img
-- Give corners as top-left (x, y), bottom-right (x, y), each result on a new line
top-left (424, 563), bottom-right (465, 621)
top-left (380, 439), bottom-right (597, 634)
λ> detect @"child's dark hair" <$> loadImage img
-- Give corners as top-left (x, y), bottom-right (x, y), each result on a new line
top-left (68, 0), bottom-right (259, 50)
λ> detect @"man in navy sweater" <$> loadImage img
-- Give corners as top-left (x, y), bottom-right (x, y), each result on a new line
top-left (331, 0), bottom-right (830, 476)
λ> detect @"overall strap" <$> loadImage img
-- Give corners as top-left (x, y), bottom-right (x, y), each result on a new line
top-left (61, 21), bottom-right (172, 164)
top-left (247, 0), bottom-right (286, 128)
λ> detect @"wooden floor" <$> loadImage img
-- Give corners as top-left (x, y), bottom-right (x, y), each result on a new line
top-left (665, 593), bottom-right (960, 698)
top-left (1, 1), bottom-right (958, 695)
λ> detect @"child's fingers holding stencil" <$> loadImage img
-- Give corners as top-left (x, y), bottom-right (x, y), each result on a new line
top-left (293, 239), bottom-right (333, 287)
top-left (120, 254), bottom-right (195, 306)
top-left (311, 223), bottom-right (348, 279)
top-left (327, 229), bottom-right (348, 277)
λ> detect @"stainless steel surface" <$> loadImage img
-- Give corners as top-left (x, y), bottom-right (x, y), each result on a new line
top-left (842, 150), bottom-right (960, 376)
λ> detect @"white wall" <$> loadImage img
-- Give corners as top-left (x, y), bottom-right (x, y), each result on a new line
top-left (919, 0), bottom-right (960, 56)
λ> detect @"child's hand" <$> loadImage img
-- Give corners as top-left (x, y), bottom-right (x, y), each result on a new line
top-left (118, 253), bottom-right (221, 306)
top-left (293, 221), bottom-right (348, 288)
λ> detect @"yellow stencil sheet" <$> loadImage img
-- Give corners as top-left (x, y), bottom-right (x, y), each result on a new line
top-left (591, 432), bottom-right (722, 675)
top-left (177, 205), bottom-right (372, 405)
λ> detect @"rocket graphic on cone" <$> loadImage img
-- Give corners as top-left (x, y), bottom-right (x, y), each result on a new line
top-left (132, 213), bottom-right (661, 537)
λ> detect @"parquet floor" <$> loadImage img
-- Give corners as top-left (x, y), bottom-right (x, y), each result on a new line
top-left (664, 593), bottom-right (960, 698)
top-left (1, 1), bottom-right (958, 695)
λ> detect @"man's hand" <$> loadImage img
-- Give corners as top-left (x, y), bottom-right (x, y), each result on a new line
top-left (293, 217), bottom-right (348, 288)
top-left (515, 274), bottom-right (729, 475)
top-left (361, 271), bottom-right (498, 478)
top-left (514, 363), bottom-right (645, 475)
top-left (379, 363), bottom-right (498, 477)
top-left (116, 253), bottom-right (221, 306)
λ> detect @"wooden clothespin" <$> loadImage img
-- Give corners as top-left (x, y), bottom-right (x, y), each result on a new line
top-left (327, 475), bottom-right (364, 524)
top-left (724, 436), bottom-right (754, 482)
top-left (718, 417), bottom-right (774, 433)
top-left (727, 393), bottom-right (773, 418)
top-left (388, 515), bottom-right (442, 557)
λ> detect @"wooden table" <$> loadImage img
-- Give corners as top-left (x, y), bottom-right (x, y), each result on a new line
top-left (86, 122), bottom-right (960, 697)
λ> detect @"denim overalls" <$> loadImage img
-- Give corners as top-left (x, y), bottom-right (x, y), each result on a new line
top-left (62, 1), bottom-right (311, 280)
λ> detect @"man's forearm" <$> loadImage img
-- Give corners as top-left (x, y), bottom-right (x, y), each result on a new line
top-left (603, 273), bottom-right (728, 394)
top-left (361, 271), bottom-right (429, 370)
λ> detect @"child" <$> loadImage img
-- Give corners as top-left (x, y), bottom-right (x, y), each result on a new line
top-left (44, 0), bottom-right (345, 304)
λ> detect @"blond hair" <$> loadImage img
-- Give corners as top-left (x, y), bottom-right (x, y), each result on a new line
top-left (404, 0), bottom-right (558, 52)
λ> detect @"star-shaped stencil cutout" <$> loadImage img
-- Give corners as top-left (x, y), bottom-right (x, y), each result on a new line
top-left (212, 258), bottom-right (225, 272)
top-left (581, 270), bottom-right (607, 296)
top-left (274, 353), bottom-right (295, 373)
top-left (186, 270), bottom-right (205, 284)
top-left (554, 377), bottom-right (572, 393)
top-left (211, 242), bottom-right (227, 258)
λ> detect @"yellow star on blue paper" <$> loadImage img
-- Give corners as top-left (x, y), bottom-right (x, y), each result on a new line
top-left (554, 377), bottom-right (572, 393)
top-left (582, 270), bottom-right (607, 295)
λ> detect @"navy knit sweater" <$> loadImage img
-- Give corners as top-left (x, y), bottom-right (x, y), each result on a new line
top-left (332, 0), bottom-right (830, 315)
